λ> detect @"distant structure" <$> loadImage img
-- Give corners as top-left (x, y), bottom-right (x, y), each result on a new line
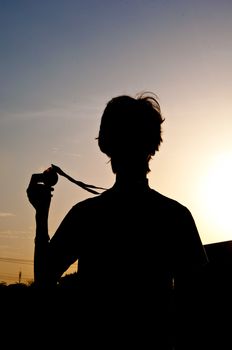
top-left (18, 270), bottom-right (22, 284)
top-left (204, 240), bottom-right (232, 290)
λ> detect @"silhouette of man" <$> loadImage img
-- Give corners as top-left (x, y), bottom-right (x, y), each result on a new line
top-left (27, 92), bottom-right (208, 347)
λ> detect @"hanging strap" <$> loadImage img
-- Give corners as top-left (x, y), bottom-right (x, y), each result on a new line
top-left (51, 164), bottom-right (107, 195)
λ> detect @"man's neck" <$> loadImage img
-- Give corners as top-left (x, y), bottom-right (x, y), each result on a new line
top-left (114, 173), bottom-right (149, 191)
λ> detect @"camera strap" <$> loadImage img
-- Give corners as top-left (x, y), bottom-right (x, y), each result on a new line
top-left (51, 164), bottom-right (107, 195)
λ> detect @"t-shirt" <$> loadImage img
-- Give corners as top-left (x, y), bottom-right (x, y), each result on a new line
top-left (47, 178), bottom-right (208, 296)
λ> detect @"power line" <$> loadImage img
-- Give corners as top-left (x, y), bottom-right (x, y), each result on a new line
top-left (0, 256), bottom-right (77, 270)
top-left (0, 257), bottom-right (33, 265)
top-left (0, 274), bottom-right (32, 280)
top-left (0, 256), bottom-right (77, 284)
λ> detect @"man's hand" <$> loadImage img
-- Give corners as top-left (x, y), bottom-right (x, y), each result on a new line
top-left (27, 174), bottom-right (54, 213)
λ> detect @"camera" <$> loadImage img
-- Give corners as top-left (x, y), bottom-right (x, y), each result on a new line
top-left (32, 166), bottom-right (58, 186)
top-left (42, 166), bottom-right (59, 186)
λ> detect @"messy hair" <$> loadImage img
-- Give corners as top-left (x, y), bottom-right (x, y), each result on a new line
top-left (97, 92), bottom-right (165, 173)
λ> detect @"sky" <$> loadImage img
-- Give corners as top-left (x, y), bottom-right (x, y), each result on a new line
top-left (1, 0), bottom-right (232, 283)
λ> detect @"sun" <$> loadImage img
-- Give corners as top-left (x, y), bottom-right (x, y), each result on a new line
top-left (200, 153), bottom-right (232, 240)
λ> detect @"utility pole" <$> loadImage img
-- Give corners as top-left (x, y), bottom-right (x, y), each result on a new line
top-left (19, 270), bottom-right (22, 284)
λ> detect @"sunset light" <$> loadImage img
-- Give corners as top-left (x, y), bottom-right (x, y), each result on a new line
top-left (200, 153), bottom-right (232, 240)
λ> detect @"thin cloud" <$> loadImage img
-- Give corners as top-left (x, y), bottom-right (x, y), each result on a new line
top-left (0, 229), bottom-right (32, 239)
top-left (52, 147), bottom-right (81, 158)
top-left (0, 212), bottom-right (15, 218)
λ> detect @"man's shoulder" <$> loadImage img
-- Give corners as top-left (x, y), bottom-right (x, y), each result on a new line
top-left (149, 188), bottom-right (189, 212)
top-left (70, 188), bottom-right (191, 218)
top-left (71, 191), bottom-right (110, 211)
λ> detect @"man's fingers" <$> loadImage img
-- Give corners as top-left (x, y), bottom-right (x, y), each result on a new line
top-left (28, 173), bottom-right (44, 187)
top-left (27, 183), bottom-right (54, 199)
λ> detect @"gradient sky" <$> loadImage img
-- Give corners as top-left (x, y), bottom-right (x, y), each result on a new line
top-left (1, 0), bottom-right (232, 283)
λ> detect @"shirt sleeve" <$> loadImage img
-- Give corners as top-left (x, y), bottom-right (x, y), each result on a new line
top-left (173, 205), bottom-right (208, 274)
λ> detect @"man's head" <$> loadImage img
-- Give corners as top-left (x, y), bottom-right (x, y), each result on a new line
top-left (97, 92), bottom-right (164, 174)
